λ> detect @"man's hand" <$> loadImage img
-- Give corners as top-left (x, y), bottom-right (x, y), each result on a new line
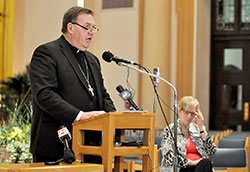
top-left (80, 111), bottom-right (106, 120)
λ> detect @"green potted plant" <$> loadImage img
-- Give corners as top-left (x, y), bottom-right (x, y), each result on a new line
top-left (0, 65), bottom-right (33, 163)
top-left (0, 92), bottom-right (33, 163)
top-left (0, 65), bottom-right (31, 122)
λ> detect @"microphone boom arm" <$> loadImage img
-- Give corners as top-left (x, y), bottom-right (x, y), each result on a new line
top-left (118, 62), bottom-right (178, 172)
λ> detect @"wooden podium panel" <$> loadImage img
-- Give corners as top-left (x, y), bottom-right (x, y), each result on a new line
top-left (72, 112), bottom-right (155, 172)
top-left (0, 162), bottom-right (104, 172)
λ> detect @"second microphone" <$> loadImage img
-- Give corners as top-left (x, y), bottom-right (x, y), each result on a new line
top-left (116, 85), bottom-right (143, 111)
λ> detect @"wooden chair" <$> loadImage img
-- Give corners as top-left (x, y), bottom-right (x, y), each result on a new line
top-left (208, 130), bottom-right (223, 136)
top-left (156, 128), bottom-right (164, 136)
top-left (245, 145), bottom-right (250, 172)
top-left (214, 133), bottom-right (223, 147)
top-left (218, 138), bottom-right (246, 148)
top-left (223, 132), bottom-right (250, 139)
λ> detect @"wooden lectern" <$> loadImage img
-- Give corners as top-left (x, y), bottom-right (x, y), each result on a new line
top-left (72, 112), bottom-right (155, 172)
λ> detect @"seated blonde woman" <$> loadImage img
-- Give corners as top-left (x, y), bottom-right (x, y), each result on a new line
top-left (160, 96), bottom-right (216, 172)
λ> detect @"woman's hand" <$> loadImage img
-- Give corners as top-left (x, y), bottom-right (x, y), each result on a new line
top-left (194, 109), bottom-right (204, 131)
top-left (188, 158), bottom-right (202, 166)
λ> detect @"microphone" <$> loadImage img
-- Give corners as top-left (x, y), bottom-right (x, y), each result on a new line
top-left (116, 85), bottom-right (143, 111)
top-left (58, 125), bottom-right (72, 147)
top-left (57, 125), bottom-right (76, 164)
top-left (153, 67), bottom-right (160, 86)
top-left (102, 51), bottom-right (140, 66)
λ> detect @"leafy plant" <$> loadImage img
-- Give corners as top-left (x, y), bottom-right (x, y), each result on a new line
top-left (0, 65), bottom-right (31, 122)
top-left (0, 94), bottom-right (33, 163)
top-left (0, 65), bottom-right (33, 163)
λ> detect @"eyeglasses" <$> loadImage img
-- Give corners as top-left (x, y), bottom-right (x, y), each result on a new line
top-left (183, 110), bottom-right (196, 116)
top-left (71, 22), bottom-right (99, 33)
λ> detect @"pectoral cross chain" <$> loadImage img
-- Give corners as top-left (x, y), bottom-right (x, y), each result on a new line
top-left (78, 63), bottom-right (95, 97)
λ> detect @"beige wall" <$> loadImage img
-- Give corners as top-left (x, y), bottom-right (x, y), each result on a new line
top-left (194, 0), bottom-right (211, 128)
top-left (13, 0), bottom-right (78, 74)
top-left (85, 0), bottom-right (140, 111)
top-left (142, 0), bottom-right (172, 128)
top-left (13, 0), bottom-right (25, 74)
top-left (176, 0), bottom-right (194, 100)
top-left (170, 0), bottom-right (178, 123)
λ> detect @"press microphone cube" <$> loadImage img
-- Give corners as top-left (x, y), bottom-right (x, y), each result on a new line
top-left (58, 127), bottom-right (72, 143)
top-left (119, 89), bottom-right (132, 101)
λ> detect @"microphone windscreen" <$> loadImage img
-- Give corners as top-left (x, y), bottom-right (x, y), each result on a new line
top-left (102, 51), bottom-right (113, 62)
top-left (116, 85), bottom-right (124, 93)
top-left (58, 126), bottom-right (71, 142)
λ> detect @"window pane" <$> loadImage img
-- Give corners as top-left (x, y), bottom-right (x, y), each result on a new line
top-left (216, 0), bottom-right (235, 31)
top-left (241, 0), bottom-right (250, 30)
top-left (224, 48), bottom-right (243, 71)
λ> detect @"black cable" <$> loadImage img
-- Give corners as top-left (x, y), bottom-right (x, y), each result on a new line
top-left (138, 65), bottom-right (179, 154)
top-left (158, 94), bottom-right (174, 112)
top-left (123, 64), bottom-right (180, 168)
top-left (126, 67), bottom-right (136, 99)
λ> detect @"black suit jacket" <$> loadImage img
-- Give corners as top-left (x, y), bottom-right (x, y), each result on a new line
top-left (29, 36), bottom-right (116, 161)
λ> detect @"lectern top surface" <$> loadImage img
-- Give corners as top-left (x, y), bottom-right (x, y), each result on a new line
top-left (73, 112), bottom-right (155, 126)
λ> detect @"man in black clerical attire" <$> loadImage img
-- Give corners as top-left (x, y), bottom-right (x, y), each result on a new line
top-left (29, 6), bottom-right (116, 163)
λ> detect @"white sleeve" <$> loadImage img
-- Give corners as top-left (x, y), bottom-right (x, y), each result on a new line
top-left (74, 111), bottom-right (84, 122)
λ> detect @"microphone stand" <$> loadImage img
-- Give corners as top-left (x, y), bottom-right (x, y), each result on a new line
top-left (153, 67), bottom-right (160, 113)
top-left (153, 84), bottom-right (158, 113)
top-left (118, 62), bottom-right (178, 172)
